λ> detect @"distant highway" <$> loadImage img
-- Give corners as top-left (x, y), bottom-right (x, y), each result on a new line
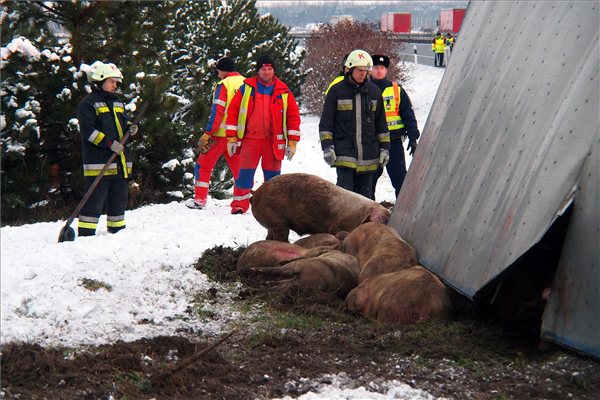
top-left (291, 30), bottom-right (450, 67)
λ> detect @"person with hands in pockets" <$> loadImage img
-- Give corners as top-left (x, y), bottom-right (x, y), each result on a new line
top-left (319, 49), bottom-right (390, 199)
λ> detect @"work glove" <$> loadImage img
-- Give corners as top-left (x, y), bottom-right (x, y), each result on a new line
top-left (379, 149), bottom-right (390, 168)
top-left (226, 137), bottom-right (238, 156)
top-left (323, 146), bottom-right (336, 166)
top-left (285, 140), bottom-right (297, 161)
top-left (108, 140), bottom-right (124, 154)
top-left (128, 124), bottom-right (139, 137)
top-left (407, 139), bottom-right (418, 156)
top-left (198, 133), bottom-right (212, 154)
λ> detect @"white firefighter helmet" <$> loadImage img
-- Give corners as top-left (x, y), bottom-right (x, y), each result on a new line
top-left (344, 50), bottom-right (373, 69)
top-left (87, 62), bottom-right (123, 83)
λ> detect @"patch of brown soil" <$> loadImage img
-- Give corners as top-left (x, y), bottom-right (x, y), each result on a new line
top-left (2, 246), bottom-right (599, 400)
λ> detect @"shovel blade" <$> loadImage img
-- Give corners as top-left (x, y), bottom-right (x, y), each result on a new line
top-left (58, 225), bottom-right (76, 243)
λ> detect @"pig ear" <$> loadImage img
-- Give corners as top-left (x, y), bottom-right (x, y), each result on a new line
top-left (361, 207), bottom-right (376, 224)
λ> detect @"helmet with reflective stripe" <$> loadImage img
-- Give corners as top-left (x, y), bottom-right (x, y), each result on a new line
top-left (344, 49), bottom-right (373, 69)
top-left (88, 62), bottom-right (123, 83)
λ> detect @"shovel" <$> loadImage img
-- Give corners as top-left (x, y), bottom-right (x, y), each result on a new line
top-left (58, 103), bottom-right (149, 242)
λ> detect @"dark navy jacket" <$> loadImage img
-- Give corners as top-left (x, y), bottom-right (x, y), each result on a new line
top-left (76, 88), bottom-right (131, 178)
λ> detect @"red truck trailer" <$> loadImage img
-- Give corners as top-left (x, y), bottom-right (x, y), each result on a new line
top-left (439, 8), bottom-right (466, 34)
top-left (381, 12), bottom-right (411, 33)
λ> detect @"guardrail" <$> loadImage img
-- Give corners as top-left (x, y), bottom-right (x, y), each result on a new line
top-left (290, 30), bottom-right (437, 44)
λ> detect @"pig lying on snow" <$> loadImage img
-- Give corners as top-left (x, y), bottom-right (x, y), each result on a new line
top-left (250, 173), bottom-right (390, 242)
top-left (342, 222), bottom-right (418, 283)
top-left (345, 266), bottom-right (454, 324)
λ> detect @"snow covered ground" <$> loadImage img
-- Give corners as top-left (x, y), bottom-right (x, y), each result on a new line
top-left (1, 63), bottom-right (445, 399)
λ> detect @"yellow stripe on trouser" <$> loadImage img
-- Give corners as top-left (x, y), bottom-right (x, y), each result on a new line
top-left (78, 221), bottom-right (97, 229)
top-left (107, 219), bottom-right (126, 228)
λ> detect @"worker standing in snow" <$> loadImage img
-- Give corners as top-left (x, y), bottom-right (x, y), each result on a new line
top-left (185, 57), bottom-right (247, 213)
top-left (369, 54), bottom-right (420, 200)
top-left (432, 31), bottom-right (446, 67)
top-left (318, 49), bottom-right (390, 199)
top-left (76, 61), bottom-right (138, 236)
top-left (225, 55), bottom-right (301, 214)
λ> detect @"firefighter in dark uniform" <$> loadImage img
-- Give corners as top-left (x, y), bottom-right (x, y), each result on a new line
top-left (369, 54), bottom-right (420, 200)
top-left (76, 62), bottom-right (138, 236)
top-left (319, 50), bottom-right (390, 199)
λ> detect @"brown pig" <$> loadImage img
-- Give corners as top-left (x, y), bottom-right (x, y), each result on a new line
top-left (342, 222), bottom-right (418, 282)
top-left (237, 240), bottom-right (309, 274)
top-left (250, 173), bottom-right (390, 242)
top-left (345, 266), bottom-right (453, 324)
top-left (294, 233), bottom-right (341, 250)
top-left (250, 249), bottom-right (360, 298)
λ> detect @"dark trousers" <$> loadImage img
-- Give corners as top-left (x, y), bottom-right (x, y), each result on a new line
top-left (435, 52), bottom-right (445, 67)
top-left (336, 167), bottom-right (374, 199)
top-left (372, 138), bottom-right (407, 200)
top-left (78, 177), bottom-right (128, 236)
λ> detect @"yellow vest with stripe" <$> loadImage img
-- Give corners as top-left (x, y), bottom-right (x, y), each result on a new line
top-left (382, 82), bottom-right (404, 132)
top-left (214, 74), bottom-right (245, 137)
top-left (325, 75), bottom-right (344, 95)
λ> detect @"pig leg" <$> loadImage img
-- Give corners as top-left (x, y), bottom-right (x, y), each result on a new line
top-left (267, 225), bottom-right (291, 242)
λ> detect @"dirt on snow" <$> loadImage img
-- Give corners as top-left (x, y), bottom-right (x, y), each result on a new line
top-left (2, 245), bottom-right (599, 400)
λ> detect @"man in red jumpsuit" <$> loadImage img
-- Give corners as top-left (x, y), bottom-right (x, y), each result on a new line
top-left (225, 55), bottom-right (301, 214)
top-left (185, 57), bottom-right (248, 213)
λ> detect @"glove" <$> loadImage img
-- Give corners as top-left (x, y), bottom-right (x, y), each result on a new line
top-left (407, 139), bottom-right (418, 156)
top-left (285, 140), bottom-right (297, 161)
top-left (198, 133), bottom-right (212, 154)
top-left (128, 124), bottom-right (139, 137)
top-left (226, 137), bottom-right (237, 156)
top-left (323, 146), bottom-right (336, 166)
top-left (108, 140), bottom-right (124, 154)
top-left (379, 149), bottom-right (390, 168)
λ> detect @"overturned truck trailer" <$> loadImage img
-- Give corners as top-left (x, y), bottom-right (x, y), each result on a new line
top-left (389, 1), bottom-right (599, 358)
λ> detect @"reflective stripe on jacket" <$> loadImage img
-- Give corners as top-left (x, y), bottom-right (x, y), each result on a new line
top-left (382, 82), bottom-right (404, 132)
top-left (206, 73), bottom-right (245, 137)
top-left (225, 76), bottom-right (301, 161)
top-left (76, 89), bottom-right (131, 178)
top-left (319, 75), bottom-right (389, 173)
top-left (432, 35), bottom-right (446, 53)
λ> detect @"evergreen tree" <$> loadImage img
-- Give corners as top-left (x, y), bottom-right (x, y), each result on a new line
top-left (1, 0), bottom-right (307, 223)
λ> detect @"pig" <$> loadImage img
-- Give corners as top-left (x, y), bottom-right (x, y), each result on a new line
top-left (345, 266), bottom-right (454, 324)
top-left (294, 233), bottom-right (341, 250)
top-left (250, 249), bottom-right (360, 298)
top-left (341, 222), bottom-right (418, 282)
top-left (237, 240), bottom-right (309, 274)
top-left (250, 173), bottom-right (390, 242)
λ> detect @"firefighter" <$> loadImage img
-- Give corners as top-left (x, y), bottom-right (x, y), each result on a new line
top-left (76, 61), bottom-right (138, 236)
top-left (319, 49), bottom-right (390, 199)
top-left (369, 54), bottom-right (420, 200)
top-left (185, 56), bottom-right (247, 213)
top-left (432, 31), bottom-right (446, 67)
top-left (225, 55), bottom-right (301, 214)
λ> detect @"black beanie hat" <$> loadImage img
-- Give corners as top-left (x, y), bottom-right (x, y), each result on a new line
top-left (216, 57), bottom-right (235, 72)
top-left (371, 54), bottom-right (390, 68)
top-left (255, 55), bottom-right (275, 72)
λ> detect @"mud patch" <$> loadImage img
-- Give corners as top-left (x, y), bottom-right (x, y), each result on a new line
top-left (2, 246), bottom-right (599, 400)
